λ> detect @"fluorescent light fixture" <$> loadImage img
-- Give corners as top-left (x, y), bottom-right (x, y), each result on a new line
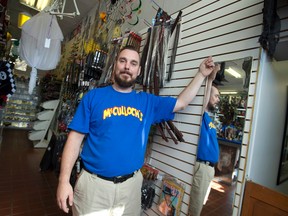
top-left (225, 67), bottom-right (242, 78)
top-left (18, 12), bottom-right (31, 28)
top-left (20, 0), bottom-right (52, 11)
top-left (36, 0), bottom-right (51, 10)
top-left (220, 91), bottom-right (238, 95)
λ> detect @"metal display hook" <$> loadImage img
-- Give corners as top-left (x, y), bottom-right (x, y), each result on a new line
top-left (46, 0), bottom-right (80, 19)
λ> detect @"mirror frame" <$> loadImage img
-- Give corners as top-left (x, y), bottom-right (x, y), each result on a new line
top-left (277, 86), bottom-right (288, 185)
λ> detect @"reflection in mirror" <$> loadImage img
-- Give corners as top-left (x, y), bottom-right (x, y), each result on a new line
top-left (214, 57), bottom-right (252, 182)
top-left (198, 57), bottom-right (252, 215)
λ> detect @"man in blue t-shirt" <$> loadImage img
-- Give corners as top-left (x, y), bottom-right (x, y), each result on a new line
top-left (56, 45), bottom-right (217, 215)
top-left (189, 65), bottom-right (221, 216)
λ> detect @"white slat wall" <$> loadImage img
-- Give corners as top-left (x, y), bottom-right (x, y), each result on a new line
top-left (139, 0), bottom-right (265, 215)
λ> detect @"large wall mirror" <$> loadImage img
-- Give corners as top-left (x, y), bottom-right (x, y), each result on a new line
top-left (199, 57), bottom-right (253, 215)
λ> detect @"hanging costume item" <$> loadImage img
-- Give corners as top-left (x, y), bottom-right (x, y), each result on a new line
top-left (242, 57), bottom-right (252, 89)
top-left (140, 8), bottom-right (182, 90)
top-left (19, 11), bottom-right (63, 94)
top-left (213, 62), bottom-right (227, 86)
top-left (98, 45), bottom-right (120, 85)
top-left (258, 0), bottom-right (281, 57)
top-left (139, 8), bottom-right (184, 144)
top-left (0, 61), bottom-right (16, 98)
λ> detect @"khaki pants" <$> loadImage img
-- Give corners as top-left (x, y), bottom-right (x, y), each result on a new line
top-left (189, 162), bottom-right (215, 216)
top-left (72, 169), bottom-right (143, 216)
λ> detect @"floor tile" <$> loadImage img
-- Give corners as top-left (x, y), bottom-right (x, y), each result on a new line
top-left (0, 128), bottom-right (72, 216)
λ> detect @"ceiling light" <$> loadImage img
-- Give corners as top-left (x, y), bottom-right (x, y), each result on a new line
top-left (20, 0), bottom-right (52, 11)
top-left (36, 0), bottom-right (51, 10)
top-left (225, 67), bottom-right (242, 78)
top-left (220, 91), bottom-right (238, 95)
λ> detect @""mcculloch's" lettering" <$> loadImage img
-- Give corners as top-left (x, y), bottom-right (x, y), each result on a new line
top-left (103, 106), bottom-right (143, 121)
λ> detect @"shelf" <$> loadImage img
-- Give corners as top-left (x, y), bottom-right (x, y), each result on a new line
top-left (41, 99), bottom-right (61, 109)
top-left (2, 122), bottom-right (32, 129)
top-left (237, 108), bottom-right (246, 111)
top-left (8, 100), bottom-right (38, 106)
top-left (29, 130), bottom-right (46, 141)
top-left (218, 138), bottom-right (242, 146)
top-left (33, 120), bottom-right (50, 130)
top-left (29, 99), bottom-right (60, 148)
top-left (33, 139), bottom-right (50, 148)
top-left (37, 110), bottom-right (54, 120)
top-left (5, 110), bottom-right (35, 116)
top-left (4, 113), bottom-right (35, 118)
top-left (236, 115), bottom-right (245, 118)
top-left (6, 104), bottom-right (38, 110)
top-left (10, 95), bottom-right (39, 101)
top-left (2, 117), bottom-right (35, 123)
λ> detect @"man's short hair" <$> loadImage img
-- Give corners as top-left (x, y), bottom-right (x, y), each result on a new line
top-left (119, 45), bottom-right (139, 54)
top-left (212, 83), bottom-right (219, 90)
top-left (116, 45), bottom-right (139, 60)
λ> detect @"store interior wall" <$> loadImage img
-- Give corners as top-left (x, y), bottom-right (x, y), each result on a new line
top-left (247, 50), bottom-right (288, 195)
top-left (139, 1), bottom-right (264, 215)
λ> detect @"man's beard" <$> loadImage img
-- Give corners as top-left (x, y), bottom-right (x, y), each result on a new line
top-left (114, 72), bottom-right (136, 88)
top-left (208, 103), bottom-right (219, 113)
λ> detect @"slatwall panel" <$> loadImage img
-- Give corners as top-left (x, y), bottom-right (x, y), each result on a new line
top-left (278, 0), bottom-right (288, 43)
top-left (140, 0), bottom-right (264, 215)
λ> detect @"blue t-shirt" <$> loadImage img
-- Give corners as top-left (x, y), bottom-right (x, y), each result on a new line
top-left (197, 112), bottom-right (219, 163)
top-left (68, 85), bottom-right (176, 177)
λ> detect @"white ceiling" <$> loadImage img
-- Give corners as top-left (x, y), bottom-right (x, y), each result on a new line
top-left (7, 0), bottom-right (195, 40)
top-left (7, 0), bottom-right (99, 40)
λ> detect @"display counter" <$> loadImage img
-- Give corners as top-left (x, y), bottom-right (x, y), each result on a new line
top-left (214, 138), bottom-right (242, 185)
top-left (217, 137), bottom-right (242, 146)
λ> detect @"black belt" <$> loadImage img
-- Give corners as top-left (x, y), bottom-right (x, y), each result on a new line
top-left (83, 167), bottom-right (136, 184)
top-left (196, 159), bottom-right (215, 167)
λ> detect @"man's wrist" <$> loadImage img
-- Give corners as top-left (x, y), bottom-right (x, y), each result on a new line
top-left (197, 70), bottom-right (206, 78)
top-left (59, 175), bottom-right (71, 184)
top-left (208, 76), bottom-right (215, 82)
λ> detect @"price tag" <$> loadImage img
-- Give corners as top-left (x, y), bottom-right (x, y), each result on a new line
top-left (44, 38), bottom-right (51, 48)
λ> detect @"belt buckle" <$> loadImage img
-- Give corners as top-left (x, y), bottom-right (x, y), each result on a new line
top-left (113, 176), bottom-right (125, 184)
top-left (205, 161), bottom-right (210, 166)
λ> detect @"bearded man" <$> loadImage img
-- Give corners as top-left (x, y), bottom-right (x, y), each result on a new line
top-left (57, 45), bottom-right (216, 216)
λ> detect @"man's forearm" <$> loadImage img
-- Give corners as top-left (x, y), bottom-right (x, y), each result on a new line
top-left (174, 71), bottom-right (206, 112)
top-left (203, 78), bottom-right (213, 111)
top-left (58, 131), bottom-right (84, 183)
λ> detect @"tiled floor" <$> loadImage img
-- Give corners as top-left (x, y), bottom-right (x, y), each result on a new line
top-left (0, 128), bottom-right (71, 216)
top-left (201, 179), bottom-right (236, 216)
top-left (0, 128), bottom-right (235, 216)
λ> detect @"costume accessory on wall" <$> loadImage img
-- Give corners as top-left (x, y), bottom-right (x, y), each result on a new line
top-left (19, 11), bottom-right (63, 94)
top-left (141, 182), bottom-right (155, 210)
top-left (0, 61), bottom-right (16, 98)
top-left (157, 177), bottom-right (185, 216)
top-left (139, 8), bottom-right (183, 144)
top-left (140, 164), bottom-right (158, 210)
top-left (258, 0), bottom-right (281, 57)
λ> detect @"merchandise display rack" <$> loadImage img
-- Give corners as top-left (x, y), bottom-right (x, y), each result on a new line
top-left (1, 81), bottom-right (39, 129)
top-left (28, 99), bottom-right (60, 148)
